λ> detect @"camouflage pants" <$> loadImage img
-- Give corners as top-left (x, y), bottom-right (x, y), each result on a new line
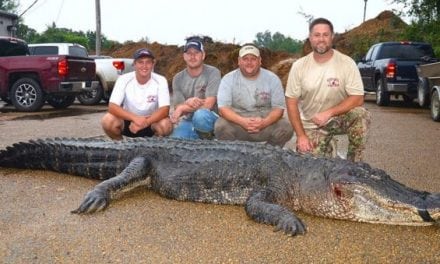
top-left (305, 107), bottom-right (371, 162)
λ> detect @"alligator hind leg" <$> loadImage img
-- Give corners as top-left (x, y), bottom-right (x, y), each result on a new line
top-left (245, 189), bottom-right (306, 236)
top-left (71, 156), bottom-right (154, 214)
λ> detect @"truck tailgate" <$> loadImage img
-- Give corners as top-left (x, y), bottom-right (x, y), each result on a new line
top-left (395, 60), bottom-right (419, 81)
top-left (64, 56), bottom-right (96, 81)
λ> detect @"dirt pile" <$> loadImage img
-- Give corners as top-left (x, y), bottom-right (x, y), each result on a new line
top-left (106, 10), bottom-right (406, 89)
top-left (334, 10), bottom-right (407, 58)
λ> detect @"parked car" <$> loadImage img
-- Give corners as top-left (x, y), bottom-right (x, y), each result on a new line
top-left (87, 55), bottom-right (134, 104)
top-left (28, 42), bottom-right (89, 57)
top-left (0, 37), bottom-right (98, 112)
top-left (28, 43), bottom-right (134, 105)
top-left (417, 62), bottom-right (440, 121)
top-left (357, 41), bottom-right (437, 106)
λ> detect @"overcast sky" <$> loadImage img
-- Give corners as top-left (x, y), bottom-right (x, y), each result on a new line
top-left (18, 0), bottom-right (404, 45)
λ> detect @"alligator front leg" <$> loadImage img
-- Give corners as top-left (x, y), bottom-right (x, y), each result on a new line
top-left (71, 156), bottom-right (153, 214)
top-left (245, 189), bottom-right (306, 236)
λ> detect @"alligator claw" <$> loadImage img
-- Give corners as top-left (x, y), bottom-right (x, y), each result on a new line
top-left (71, 189), bottom-right (109, 214)
top-left (273, 215), bottom-right (307, 236)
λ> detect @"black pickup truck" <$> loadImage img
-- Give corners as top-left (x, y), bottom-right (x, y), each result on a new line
top-left (357, 41), bottom-right (436, 106)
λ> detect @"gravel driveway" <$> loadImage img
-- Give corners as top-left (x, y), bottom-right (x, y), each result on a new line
top-left (0, 99), bottom-right (439, 263)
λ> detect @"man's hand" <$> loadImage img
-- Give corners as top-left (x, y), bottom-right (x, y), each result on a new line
top-left (296, 135), bottom-right (314, 153)
top-left (185, 97), bottom-right (205, 109)
top-left (242, 117), bottom-right (266, 134)
top-left (170, 108), bottom-right (183, 124)
top-left (129, 116), bottom-right (150, 133)
top-left (311, 111), bottom-right (332, 127)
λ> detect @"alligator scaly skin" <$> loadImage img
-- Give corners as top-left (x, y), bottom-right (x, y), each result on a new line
top-left (1, 137), bottom-right (439, 236)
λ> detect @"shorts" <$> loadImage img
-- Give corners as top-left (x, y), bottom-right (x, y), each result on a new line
top-left (122, 120), bottom-right (154, 138)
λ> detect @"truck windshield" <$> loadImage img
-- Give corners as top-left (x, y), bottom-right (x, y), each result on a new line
top-left (0, 39), bottom-right (29, 56)
top-left (68, 46), bottom-right (88, 57)
top-left (378, 44), bottom-right (434, 60)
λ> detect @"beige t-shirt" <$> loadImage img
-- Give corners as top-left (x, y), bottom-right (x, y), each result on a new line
top-left (285, 50), bottom-right (364, 129)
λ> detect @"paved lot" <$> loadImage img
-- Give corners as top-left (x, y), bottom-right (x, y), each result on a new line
top-left (0, 99), bottom-right (439, 263)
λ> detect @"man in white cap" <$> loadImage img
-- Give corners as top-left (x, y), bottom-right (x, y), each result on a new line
top-left (101, 48), bottom-right (172, 140)
top-left (214, 44), bottom-right (293, 146)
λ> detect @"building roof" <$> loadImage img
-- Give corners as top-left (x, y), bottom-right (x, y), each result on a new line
top-left (0, 10), bottom-right (18, 19)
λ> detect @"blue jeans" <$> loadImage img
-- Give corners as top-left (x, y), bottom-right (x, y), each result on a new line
top-left (170, 109), bottom-right (218, 140)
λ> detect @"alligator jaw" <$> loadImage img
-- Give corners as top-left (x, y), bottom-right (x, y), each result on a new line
top-left (347, 185), bottom-right (440, 226)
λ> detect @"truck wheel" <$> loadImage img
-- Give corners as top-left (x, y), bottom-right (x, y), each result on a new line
top-left (376, 79), bottom-right (390, 106)
top-left (102, 90), bottom-right (111, 103)
top-left (47, 95), bottom-right (76, 109)
top-left (77, 82), bottom-right (104, 105)
top-left (431, 89), bottom-right (440, 122)
top-left (10, 77), bottom-right (45, 112)
top-left (417, 77), bottom-right (430, 108)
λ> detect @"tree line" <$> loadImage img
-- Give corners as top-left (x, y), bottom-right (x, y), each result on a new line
top-left (1, 0), bottom-right (440, 56)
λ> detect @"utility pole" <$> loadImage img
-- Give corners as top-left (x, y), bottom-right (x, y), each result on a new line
top-left (95, 0), bottom-right (101, 55)
top-left (363, 0), bottom-right (368, 22)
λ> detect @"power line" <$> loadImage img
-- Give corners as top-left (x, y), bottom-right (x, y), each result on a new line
top-left (18, 0), bottom-right (39, 18)
top-left (55, 0), bottom-right (66, 24)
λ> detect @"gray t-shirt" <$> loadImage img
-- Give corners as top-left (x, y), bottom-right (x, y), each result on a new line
top-left (217, 68), bottom-right (285, 114)
top-left (172, 64), bottom-right (221, 111)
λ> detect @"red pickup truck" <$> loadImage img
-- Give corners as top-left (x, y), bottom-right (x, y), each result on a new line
top-left (0, 37), bottom-right (99, 111)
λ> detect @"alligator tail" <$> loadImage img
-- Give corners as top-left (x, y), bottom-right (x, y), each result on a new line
top-left (0, 138), bottom-right (130, 180)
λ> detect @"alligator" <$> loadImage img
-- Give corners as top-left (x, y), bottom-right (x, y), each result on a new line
top-left (0, 137), bottom-right (439, 236)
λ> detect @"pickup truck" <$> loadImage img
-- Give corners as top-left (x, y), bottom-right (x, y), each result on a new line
top-left (0, 37), bottom-right (99, 112)
top-left (417, 62), bottom-right (440, 121)
top-left (357, 41), bottom-right (437, 106)
top-left (28, 43), bottom-right (134, 105)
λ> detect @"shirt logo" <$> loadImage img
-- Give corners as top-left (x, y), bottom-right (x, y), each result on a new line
top-left (147, 95), bottom-right (157, 103)
top-left (327, 78), bottom-right (340, 88)
top-left (196, 85), bottom-right (207, 98)
top-left (257, 91), bottom-right (271, 101)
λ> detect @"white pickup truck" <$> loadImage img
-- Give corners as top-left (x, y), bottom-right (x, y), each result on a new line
top-left (28, 43), bottom-right (134, 105)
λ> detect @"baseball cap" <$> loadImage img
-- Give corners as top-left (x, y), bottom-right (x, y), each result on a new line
top-left (239, 45), bottom-right (260, 57)
top-left (133, 48), bottom-right (155, 60)
top-left (184, 39), bottom-right (204, 53)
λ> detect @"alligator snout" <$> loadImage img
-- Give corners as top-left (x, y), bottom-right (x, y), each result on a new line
top-left (421, 193), bottom-right (440, 225)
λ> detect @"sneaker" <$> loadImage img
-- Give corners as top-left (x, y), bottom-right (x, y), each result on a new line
top-left (196, 130), bottom-right (214, 140)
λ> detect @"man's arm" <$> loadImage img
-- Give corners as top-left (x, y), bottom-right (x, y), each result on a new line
top-left (285, 97), bottom-right (313, 152)
top-left (218, 106), bottom-right (246, 128)
top-left (108, 103), bottom-right (137, 122)
top-left (312, 95), bottom-right (364, 127)
top-left (202, 96), bottom-right (216, 109)
top-left (285, 97), bottom-right (307, 138)
top-left (177, 95), bottom-right (216, 113)
top-left (171, 96), bottom-right (216, 123)
top-left (219, 106), bottom-right (283, 133)
top-left (146, 105), bottom-right (170, 125)
top-left (258, 108), bottom-right (284, 130)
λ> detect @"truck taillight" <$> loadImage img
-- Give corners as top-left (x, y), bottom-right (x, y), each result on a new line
top-left (386, 61), bottom-right (396, 78)
top-left (58, 59), bottom-right (69, 76)
top-left (113, 61), bottom-right (125, 71)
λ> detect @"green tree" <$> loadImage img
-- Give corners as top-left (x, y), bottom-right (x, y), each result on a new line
top-left (254, 30), bottom-right (303, 53)
top-left (391, 0), bottom-right (440, 55)
top-left (391, 0), bottom-right (440, 22)
top-left (16, 23), bottom-right (38, 42)
top-left (31, 23), bottom-right (89, 49)
top-left (0, 0), bottom-right (18, 12)
top-left (85, 30), bottom-right (119, 52)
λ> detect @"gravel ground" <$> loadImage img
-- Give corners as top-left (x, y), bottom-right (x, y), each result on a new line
top-left (0, 99), bottom-right (439, 263)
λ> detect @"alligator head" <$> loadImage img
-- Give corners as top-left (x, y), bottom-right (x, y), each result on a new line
top-left (297, 161), bottom-right (440, 226)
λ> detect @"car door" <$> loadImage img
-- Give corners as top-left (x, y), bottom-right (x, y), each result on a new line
top-left (358, 45), bottom-right (379, 91)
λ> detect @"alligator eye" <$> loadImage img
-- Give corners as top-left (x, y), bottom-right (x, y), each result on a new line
top-left (333, 184), bottom-right (343, 198)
